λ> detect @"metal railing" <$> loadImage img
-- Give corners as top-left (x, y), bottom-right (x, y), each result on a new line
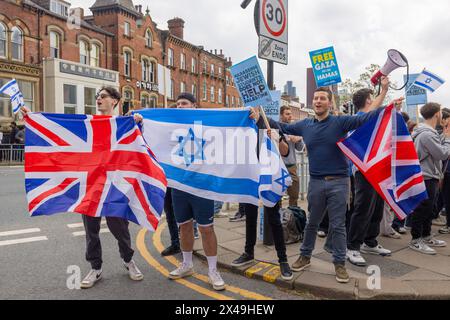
top-left (0, 144), bottom-right (25, 165)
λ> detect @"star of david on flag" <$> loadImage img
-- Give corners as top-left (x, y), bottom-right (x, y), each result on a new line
top-left (413, 69), bottom-right (445, 93)
top-left (175, 127), bottom-right (206, 167)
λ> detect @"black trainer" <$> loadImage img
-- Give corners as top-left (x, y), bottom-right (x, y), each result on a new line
top-left (161, 245), bottom-right (181, 257)
top-left (280, 262), bottom-right (293, 280)
top-left (231, 253), bottom-right (254, 267)
top-left (229, 211), bottom-right (246, 222)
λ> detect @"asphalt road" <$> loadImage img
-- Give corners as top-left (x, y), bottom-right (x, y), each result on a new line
top-left (0, 166), bottom-right (306, 300)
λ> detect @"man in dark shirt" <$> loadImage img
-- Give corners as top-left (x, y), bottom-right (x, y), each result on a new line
top-left (250, 86), bottom-right (402, 283)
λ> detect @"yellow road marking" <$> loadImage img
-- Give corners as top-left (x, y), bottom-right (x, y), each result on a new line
top-left (263, 266), bottom-right (281, 283)
top-left (154, 222), bottom-right (273, 301)
top-left (245, 262), bottom-right (272, 278)
top-left (136, 229), bottom-right (233, 300)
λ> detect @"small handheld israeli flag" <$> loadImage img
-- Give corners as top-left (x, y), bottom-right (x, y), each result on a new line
top-left (0, 79), bottom-right (25, 114)
top-left (413, 69), bottom-right (445, 93)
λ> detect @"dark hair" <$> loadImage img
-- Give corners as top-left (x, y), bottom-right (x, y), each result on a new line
top-left (10, 122), bottom-right (17, 126)
top-left (280, 106), bottom-right (291, 115)
top-left (314, 87), bottom-right (333, 101)
top-left (98, 86), bottom-right (121, 108)
top-left (407, 120), bottom-right (417, 134)
top-left (177, 92), bottom-right (197, 104)
top-left (401, 112), bottom-right (410, 123)
top-left (352, 88), bottom-right (373, 111)
top-left (442, 108), bottom-right (450, 120)
top-left (420, 102), bottom-right (441, 120)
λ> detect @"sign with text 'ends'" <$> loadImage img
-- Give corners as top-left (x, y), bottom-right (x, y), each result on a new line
top-left (309, 46), bottom-right (342, 87)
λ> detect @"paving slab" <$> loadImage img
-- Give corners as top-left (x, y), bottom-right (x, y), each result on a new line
top-left (399, 268), bottom-right (450, 281)
top-left (387, 248), bottom-right (450, 277)
top-left (357, 279), bottom-right (418, 300)
top-left (405, 280), bottom-right (450, 299)
top-left (294, 271), bottom-right (357, 300)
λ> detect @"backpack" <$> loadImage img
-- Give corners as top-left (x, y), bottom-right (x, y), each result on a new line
top-left (280, 206), bottom-right (307, 244)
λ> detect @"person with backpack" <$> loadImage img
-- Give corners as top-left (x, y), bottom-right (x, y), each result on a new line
top-left (409, 102), bottom-right (450, 254)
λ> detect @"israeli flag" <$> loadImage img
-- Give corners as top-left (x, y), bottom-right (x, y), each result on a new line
top-left (413, 69), bottom-right (445, 93)
top-left (0, 79), bottom-right (25, 114)
top-left (136, 108), bottom-right (290, 207)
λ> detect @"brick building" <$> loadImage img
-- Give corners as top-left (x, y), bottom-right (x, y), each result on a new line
top-left (0, 0), bottom-right (241, 134)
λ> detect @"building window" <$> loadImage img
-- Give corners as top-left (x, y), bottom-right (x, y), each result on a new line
top-left (180, 53), bottom-right (186, 70)
top-left (124, 22), bottom-right (130, 36)
top-left (210, 86), bottom-right (215, 102)
top-left (142, 59), bottom-right (149, 81)
top-left (203, 79), bottom-right (207, 101)
top-left (49, 32), bottom-right (60, 58)
top-left (0, 23), bottom-right (7, 58)
top-left (192, 84), bottom-right (197, 97)
top-left (79, 41), bottom-right (89, 65)
top-left (149, 62), bottom-right (156, 83)
top-left (211, 64), bottom-right (215, 75)
top-left (191, 58), bottom-right (196, 73)
top-left (124, 51), bottom-right (131, 77)
top-left (141, 94), bottom-right (150, 109)
top-left (150, 96), bottom-right (157, 108)
top-left (202, 60), bottom-right (207, 73)
top-left (0, 78), bottom-right (34, 118)
top-left (145, 29), bottom-right (152, 48)
top-left (226, 95), bottom-right (229, 107)
top-left (180, 82), bottom-right (186, 93)
top-left (122, 89), bottom-right (133, 114)
top-left (90, 44), bottom-right (99, 67)
top-left (168, 48), bottom-right (174, 67)
top-left (218, 88), bottom-right (222, 103)
top-left (50, 0), bottom-right (69, 16)
top-left (218, 67), bottom-right (222, 76)
top-left (232, 96), bottom-right (235, 108)
top-left (11, 27), bottom-right (23, 61)
top-left (84, 87), bottom-right (96, 115)
top-left (64, 84), bottom-right (77, 114)
top-left (170, 79), bottom-right (174, 99)
top-left (226, 76), bottom-right (230, 85)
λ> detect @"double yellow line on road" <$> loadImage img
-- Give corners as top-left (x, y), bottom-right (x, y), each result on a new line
top-left (136, 222), bottom-right (272, 300)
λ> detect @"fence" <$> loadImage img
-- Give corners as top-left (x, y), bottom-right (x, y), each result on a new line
top-left (0, 144), bottom-right (25, 165)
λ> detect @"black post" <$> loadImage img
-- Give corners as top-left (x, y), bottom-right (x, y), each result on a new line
top-left (263, 60), bottom-right (275, 246)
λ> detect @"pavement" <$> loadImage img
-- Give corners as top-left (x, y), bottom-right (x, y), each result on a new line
top-left (193, 201), bottom-right (450, 300)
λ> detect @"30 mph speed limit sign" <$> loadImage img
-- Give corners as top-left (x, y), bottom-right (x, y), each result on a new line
top-left (259, 0), bottom-right (288, 44)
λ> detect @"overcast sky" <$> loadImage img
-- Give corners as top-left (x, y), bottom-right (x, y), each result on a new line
top-left (71, 0), bottom-right (450, 105)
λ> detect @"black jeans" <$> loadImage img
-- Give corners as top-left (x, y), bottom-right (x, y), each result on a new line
top-left (244, 203), bottom-right (287, 263)
top-left (411, 179), bottom-right (439, 240)
top-left (82, 215), bottom-right (134, 270)
top-left (347, 171), bottom-right (384, 250)
top-left (164, 188), bottom-right (180, 247)
top-left (441, 174), bottom-right (450, 227)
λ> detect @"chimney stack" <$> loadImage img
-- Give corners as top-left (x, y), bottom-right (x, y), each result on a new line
top-left (70, 7), bottom-right (84, 20)
top-left (167, 17), bottom-right (185, 39)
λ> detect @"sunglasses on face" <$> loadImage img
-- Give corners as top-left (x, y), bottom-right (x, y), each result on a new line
top-left (95, 93), bottom-right (112, 100)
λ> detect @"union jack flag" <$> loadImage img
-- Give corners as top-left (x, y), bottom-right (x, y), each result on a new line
top-left (337, 104), bottom-right (428, 220)
top-left (24, 113), bottom-right (167, 232)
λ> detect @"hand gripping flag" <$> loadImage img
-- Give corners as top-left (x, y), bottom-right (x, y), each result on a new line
top-left (0, 79), bottom-right (25, 114)
top-left (413, 69), bottom-right (445, 93)
top-left (136, 108), bottom-right (289, 207)
top-left (337, 104), bottom-right (428, 220)
top-left (24, 113), bottom-right (167, 232)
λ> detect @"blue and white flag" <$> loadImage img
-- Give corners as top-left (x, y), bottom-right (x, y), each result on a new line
top-left (136, 108), bottom-right (290, 207)
top-left (0, 79), bottom-right (25, 114)
top-left (413, 69), bottom-right (445, 93)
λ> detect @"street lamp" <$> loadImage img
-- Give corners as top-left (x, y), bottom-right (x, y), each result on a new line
top-left (240, 0), bottom-right (253, 9)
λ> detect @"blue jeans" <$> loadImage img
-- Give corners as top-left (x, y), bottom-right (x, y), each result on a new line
top-left (301, 177), bottom-right (349, 264)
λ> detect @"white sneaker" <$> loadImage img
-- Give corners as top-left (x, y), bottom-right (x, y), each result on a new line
top-left (80, 269), bottom-right (102, 289)
top-left (423, 236), bottom-right (447, 247)
top-left (168, 263), bottom-right (194, 280)
top-left (208, 269), bottom-right (225, 291)
top-left (346, 250), bottom-right (366, 266)
top-left (409, 239), bottom-right (436, 255)
top-left (317, 230), bottom-right (326, 238)
top-left (382, 231), bottom-right (401, 239)
top-left (361, 244), bottom-right (392, 256)
top-left (398, 227), bottom-right (408, 234)
top-left (123, 260), bottom-right (143, 281)
top-left (432, 217), bottom-right (447, 226)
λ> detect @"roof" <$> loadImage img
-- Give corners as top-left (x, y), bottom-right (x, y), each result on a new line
top-left (90, 0), bottom-right (141, 17)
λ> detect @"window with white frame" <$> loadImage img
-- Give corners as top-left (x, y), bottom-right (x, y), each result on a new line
top-left (11, 27), bottom-right (23, 61)
top-left (210, 64), bottom-right (215, 75)
top-left (192, 84), bottom-right (197, 97)
top-left (150, 96), bottom-right (157, 108)
top-left (218, 88), bottom-right (222, 103)
top-left (180, 81), bottom-right (186, 93)
top-left (50, 31), bottom-right (60, 58)
top-left (64, 84), bottom-right (77, 114)
top-left (191, 57), bottom-right (196, 73)
top-left (170, 79), bottom-right (174, 99)
top-left (142, 58), bottom-right (149, 82)
top-left (84, 87), bottom-right (96, 115)
top-left (124, 22), bottom-right (131, 36)
top-left (232, 96), bottom-right (235, 108)
top-left (79, 40), bottom-right (89, 65)
top-left (90, 44), bottom-right (99, 67)
top-left (226, 95), bottom-right (229, 107)
top-left (180, 53), bottom-right (186, 70)
top-left (203, 79), bottom-right (207, 101)
top-left (124, 51), bottom-right (131, 77)
top-left (218, 67), bottom-right (222, 76)
top-left (168, 48), bottom-right (174, 67)
top-left (149, 62), bottom-right (155, 83)
top-left (210, 86), bottom-right (215, 102)
top-left (50, 0), bottom-right (69, 17)
top-left (145, 29), bottom-right (152, 47)
top-left (202, 60), bottom-right (207, 73)
top-left (141, 93), bottom-right (150, 109)
top-left (0, 23), bottom-right (6, 58)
